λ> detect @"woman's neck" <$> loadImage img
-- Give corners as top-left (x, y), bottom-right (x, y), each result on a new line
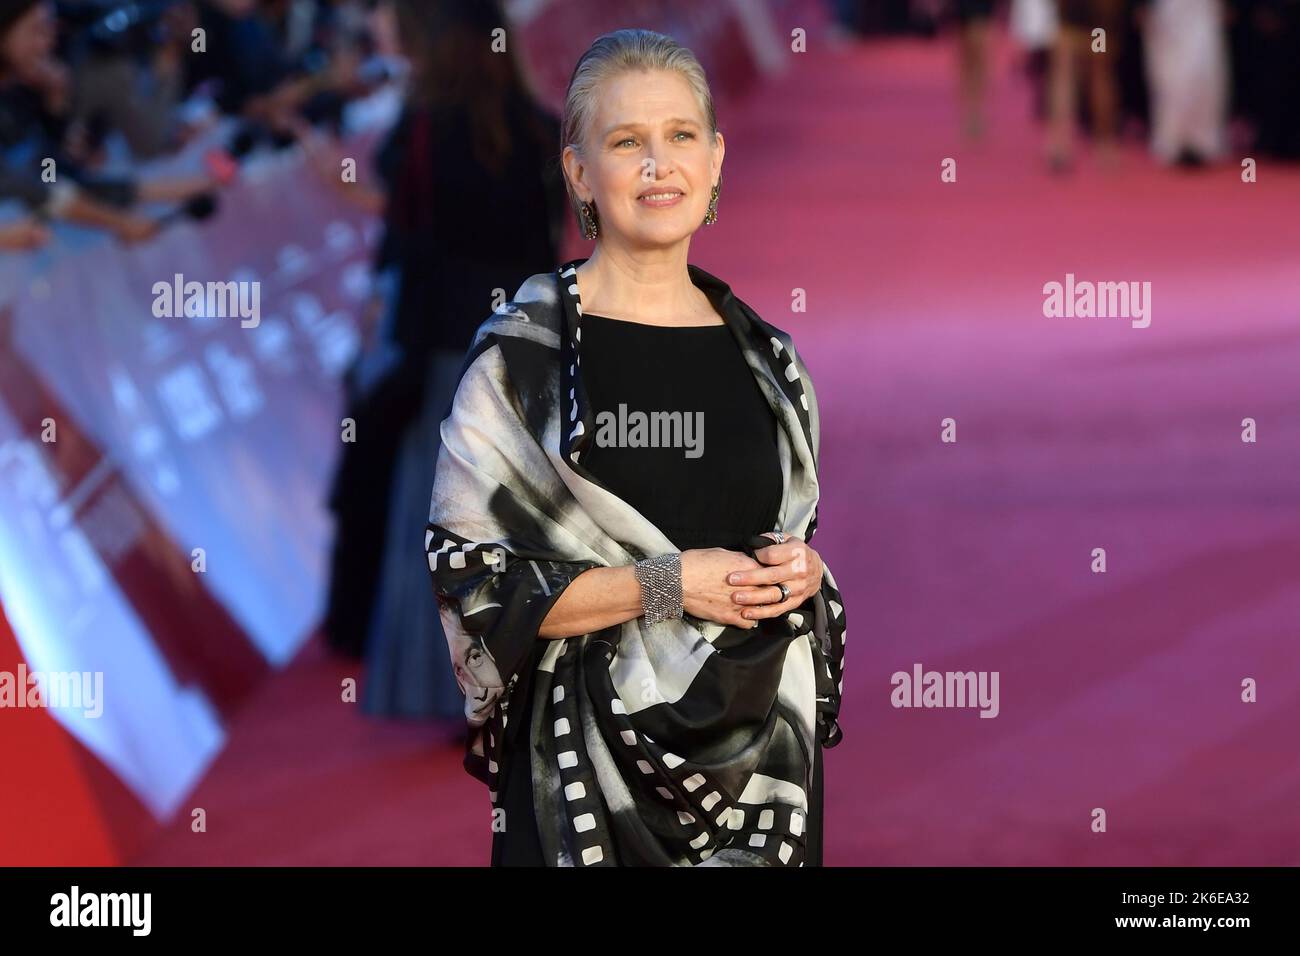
top-left (575, 242), bottom-right (717, 326)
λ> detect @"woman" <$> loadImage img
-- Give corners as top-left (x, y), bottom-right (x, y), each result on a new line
top-left (322, 0), bottom-right (564, 674)
top-left (954, 0), bottom-right (995, 139)
top-left (425, 29), bottom-right (847, 867)
top-left (1046, 0), bottom-right (1127, 170)
top-left (361, 0), bottom-right (565, 717)
top-left (1139, 0), bottom-right (1228, 166)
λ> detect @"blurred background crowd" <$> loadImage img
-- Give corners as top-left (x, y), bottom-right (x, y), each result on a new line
top-left (5, 1), bottom-right (1296, 249)
top-left (5, 0), bottom-right (1294, 689)
top-left (1, 0), bottom-right (571, 733)
top-left (838, 0), bottom-right (1300, 168)
top-left (1, 0), bottom-right (1297, 864)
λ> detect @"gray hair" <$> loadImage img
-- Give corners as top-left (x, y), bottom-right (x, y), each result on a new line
top-left (561, 29), bottom-right (719, 227)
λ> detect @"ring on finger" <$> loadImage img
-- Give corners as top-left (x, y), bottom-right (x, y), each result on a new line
top-left (775, 582), bottom-right (790, 603)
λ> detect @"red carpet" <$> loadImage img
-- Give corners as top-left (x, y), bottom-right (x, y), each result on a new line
top-left (137, 33), bottom-right (1300, 866)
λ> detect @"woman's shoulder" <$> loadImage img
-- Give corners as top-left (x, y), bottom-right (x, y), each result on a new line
top-left (686, 265), bottom-right (785, 332)
top-left (687, 263), bottom-right (802, 354)
top-left (455, 269), bottom-right (571, 437)
top-left (467, 270), bottom-right (567, 351)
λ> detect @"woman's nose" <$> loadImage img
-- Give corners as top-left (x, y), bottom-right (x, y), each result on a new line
top-left (644, 143), bottom-right (674, 179)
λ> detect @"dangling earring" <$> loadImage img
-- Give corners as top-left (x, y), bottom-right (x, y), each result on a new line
top-left (703, 178), bottom-right (721, 226)
top-left (579, 201), bottom-right (599, 240)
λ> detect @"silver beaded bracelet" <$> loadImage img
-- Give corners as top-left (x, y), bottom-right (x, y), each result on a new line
top-left (633, 553), bottom-right (683, 625)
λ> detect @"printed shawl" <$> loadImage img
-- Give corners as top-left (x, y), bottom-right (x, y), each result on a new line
top-left (425, 259), bottom-right (847, 866)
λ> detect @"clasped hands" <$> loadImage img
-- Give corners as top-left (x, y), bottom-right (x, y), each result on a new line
top-left (681, 534), bottom-right (823, 630)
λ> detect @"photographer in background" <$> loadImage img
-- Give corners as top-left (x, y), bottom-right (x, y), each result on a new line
top-left (0, 0), bottom-right (216, 242)
top-left (188, 0), bottom-right (369, 138)
top-left (54, 0), bottom-right (199, 160)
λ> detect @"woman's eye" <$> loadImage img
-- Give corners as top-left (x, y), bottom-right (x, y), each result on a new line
top-left (674, 131), bottom-right (695, 141)
top-left (615, 137), bottom-right (637, 148)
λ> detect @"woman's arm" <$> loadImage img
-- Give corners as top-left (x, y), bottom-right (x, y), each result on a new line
top-left (539, 548), bottom-right (766, 639)
top-left (537, 565), bottom-right (641, 639)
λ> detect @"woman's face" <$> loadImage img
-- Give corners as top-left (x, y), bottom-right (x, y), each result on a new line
top-left (1, 2), bottom-right (56, 80)
top-left (565, 68), bottom-right (724, 251)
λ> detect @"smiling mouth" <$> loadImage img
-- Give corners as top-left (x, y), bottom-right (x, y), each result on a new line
top-left (638, 189), bottom-right (684, 205)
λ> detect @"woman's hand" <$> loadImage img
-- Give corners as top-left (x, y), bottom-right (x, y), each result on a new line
top-left (725, 535), bottom-right (824, 622)
top-left (681, 548), bottom-right (768, 629)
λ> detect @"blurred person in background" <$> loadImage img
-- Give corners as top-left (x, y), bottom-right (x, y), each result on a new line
top-left (312, 0), bottom-right (413, 662)
top-left (853, 0), bottom-right (919, 35)
top-left (188, 0), bottom-right (368, 137)
top-left (1235, 0), bottom-right (1300, 158)
top-left (260, 0), bottom-right (326, 62)
top-left (1046, 0), bottom-right (1127, 170)
top-left (953, 0), bottom-right (995, 139)
top-left (1010, 0), bottom-right (1057, 119)
top-left (321, 0), bottom-right (566, 727)
top-left (58, 0), bottom-right (200, 161)
top-left (1136, 0), bottom-right (1228, 167)
top-left (0, 0), bottom-right (217, 242)
top-left (188, 0), bottom-right (299, 123)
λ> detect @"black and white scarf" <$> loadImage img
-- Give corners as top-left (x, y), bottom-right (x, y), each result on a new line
top-left (425, 259), bottom-right (846, 866)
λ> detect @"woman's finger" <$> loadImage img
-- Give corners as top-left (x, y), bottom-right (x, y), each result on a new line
top-left (753, 539), bottom-right (813, 569)
top-left (710, 604), bottom-right (759, 629)
top-left (730, 584), bottom-right (786, 605)
top-left (738, 592), bottom-right (804, 620)
top-left (727, 562), bottom-right (797, 587)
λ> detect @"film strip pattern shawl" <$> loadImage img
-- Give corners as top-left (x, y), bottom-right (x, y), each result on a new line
top-left (426, 259), bottom-right (847, 866)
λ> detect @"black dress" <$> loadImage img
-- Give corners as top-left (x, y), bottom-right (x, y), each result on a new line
top-left (492, 314), bottom-right (826, 866)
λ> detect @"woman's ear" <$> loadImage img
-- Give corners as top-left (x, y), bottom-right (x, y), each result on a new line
top-left (561, 145), bottom-right (590, 202)
top-left (711, 130), bottom-right (726, 184)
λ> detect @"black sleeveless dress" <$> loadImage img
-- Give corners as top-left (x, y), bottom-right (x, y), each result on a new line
top-left (491, 313), bottom-right (825, 866)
